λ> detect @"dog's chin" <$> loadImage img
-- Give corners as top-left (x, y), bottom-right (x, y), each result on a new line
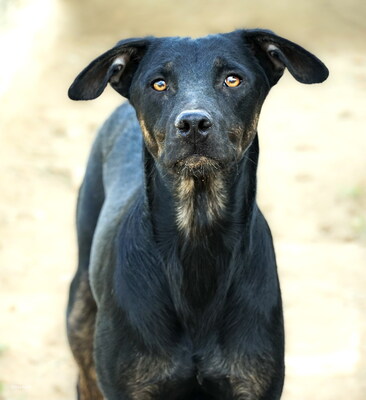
top-left (173, 155), bottom-right (222, 178)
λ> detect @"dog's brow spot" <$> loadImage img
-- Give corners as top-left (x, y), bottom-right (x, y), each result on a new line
top-left (214, 57), bottom-right (225, 68)
top-left (163, 61), bottom-right (174, 71)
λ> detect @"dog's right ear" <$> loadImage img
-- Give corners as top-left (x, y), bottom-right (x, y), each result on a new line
top-left (68, 38), bottom-right (153, 100)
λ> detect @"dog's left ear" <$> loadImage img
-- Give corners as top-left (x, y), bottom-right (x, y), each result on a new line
top-left (243, 29), bottom-right (329, 86)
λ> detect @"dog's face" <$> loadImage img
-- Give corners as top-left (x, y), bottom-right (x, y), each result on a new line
top-left (69, 30), bottom-right (328, 179)
top-left (128, 35), bottom-right (268, 176)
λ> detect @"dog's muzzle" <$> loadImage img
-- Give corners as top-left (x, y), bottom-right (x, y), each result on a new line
top-left (175, 110), bottom-right (212, 143)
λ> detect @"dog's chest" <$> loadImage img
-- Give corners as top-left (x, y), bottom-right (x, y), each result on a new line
top-left (163, 235), bottom-right (233, 321)
top-left (180, 250), bottom-right (221, 310)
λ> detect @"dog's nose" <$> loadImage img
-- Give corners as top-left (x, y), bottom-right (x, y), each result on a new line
top-left (175, 110), bottom-right (212, 141)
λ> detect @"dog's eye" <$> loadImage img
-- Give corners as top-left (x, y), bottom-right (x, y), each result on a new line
top-left (224, 75), bottom-right (241, 88)
top-left (152, 79), bottom-right (168, 92)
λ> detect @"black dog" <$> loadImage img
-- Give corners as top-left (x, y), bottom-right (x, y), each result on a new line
top-left (66, 29), bottom-right (328, 400)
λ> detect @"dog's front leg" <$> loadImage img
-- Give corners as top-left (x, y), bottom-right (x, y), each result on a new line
top-left (200, 352), bottom-right (284, 400)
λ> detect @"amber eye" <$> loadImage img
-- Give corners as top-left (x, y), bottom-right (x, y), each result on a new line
top-left (152, 79), bottom-right (168, 91)
top-left (224, 75), bottom-right (241, 88)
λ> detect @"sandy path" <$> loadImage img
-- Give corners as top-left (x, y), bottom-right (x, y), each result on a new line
top-left (0, 1), bottom-right (365, 399)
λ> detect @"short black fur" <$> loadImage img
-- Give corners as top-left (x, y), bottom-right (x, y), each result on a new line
top-left (66, 29), bottom-right (328, 400)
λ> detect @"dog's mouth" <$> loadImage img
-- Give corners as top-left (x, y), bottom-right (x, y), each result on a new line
top-left (173, 154), bottom-right (222, 177)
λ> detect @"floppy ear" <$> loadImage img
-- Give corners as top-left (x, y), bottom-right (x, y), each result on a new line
top-left (68, 37), bottom-right (152, 100)
top-left (243, 29), bottom-right (329, 86)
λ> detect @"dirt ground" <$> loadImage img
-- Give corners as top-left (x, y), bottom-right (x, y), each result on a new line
top-left (0, 0), bottom-right (365, 399)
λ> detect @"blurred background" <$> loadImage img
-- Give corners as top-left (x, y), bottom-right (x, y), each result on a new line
top-left (0, 0), bottom-right (365, 399)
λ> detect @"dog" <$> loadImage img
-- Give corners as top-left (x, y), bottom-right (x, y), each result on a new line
top-left (66, 29), bottom-right (328, 400)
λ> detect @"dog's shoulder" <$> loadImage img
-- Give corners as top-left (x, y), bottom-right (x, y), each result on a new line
top-left (98, 102), bottom-right (142, 160)
top-left (92, 101), bottom-right (143, 190)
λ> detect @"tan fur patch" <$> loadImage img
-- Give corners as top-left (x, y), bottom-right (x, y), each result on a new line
top-left (127, 355), bottom-right (178, 400)
top-left (175, 172), bottom-right (227, 237)
top-left (67, 273), bottom-right (104, 400)
top-left (203, 352), bottom-right (275, 399)
top-left (77, 371), bottom-right (104, 400)
top-left (139, 119), bottom-right (161, 157)
top-left (230, 374), bottom-right (271, 399)
top-left (206, 174), bottom-right (226, 223)
top-left (175, 176), bottom-right (195, 234)
top-left (229, 356), bottom-right (275, 399)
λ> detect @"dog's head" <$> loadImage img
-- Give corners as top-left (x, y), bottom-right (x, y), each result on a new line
top-left (69, 30), bottom-right (328, 178)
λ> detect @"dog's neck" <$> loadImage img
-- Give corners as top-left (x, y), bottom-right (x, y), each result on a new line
top-left (145, 136), bottom-right (259, 243)
top-left (143, 137), bottom-right (259, 314)
top-left (145, 136), bottom-right (259, 241)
